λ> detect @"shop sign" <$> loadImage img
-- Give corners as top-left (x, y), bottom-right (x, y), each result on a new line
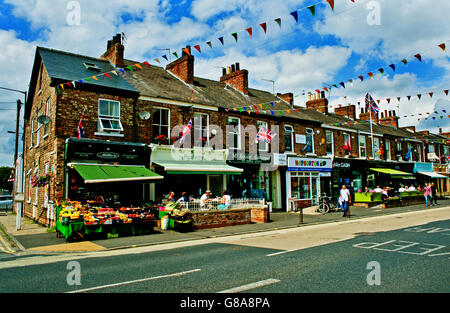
top-left (97, 152), bottom-right (120, 160)
top-left (414, 162), bottom-right (433, 173)
top-left (273, 153), bottom-right (287, 166)
top-left (295, 134), bottom-right (307, 144)
top-left (288, 157), bottom-right (333, 172)
top-left (333, 161), bottom-right (351, 169)
top-left (230, 152), bottom-right (271, 164)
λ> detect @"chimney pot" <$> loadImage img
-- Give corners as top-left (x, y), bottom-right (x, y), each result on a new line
top-left (231, 64), bottom-right (236, 72)
top-left (392, 110), bottom-right (396, 117)
top-left (381, 112), bottom-right (384, 118)
top-left (227, 66), bottom-right (231, 74)
top-left (235, 63), bottom-right (240, 71)
top-left (222, 68), bottom-right (227, 76)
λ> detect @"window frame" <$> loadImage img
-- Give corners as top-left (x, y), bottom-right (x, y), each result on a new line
top-left (43, 97), bottom-right (51, 138)
top-left (228, 117), bottom-right (241, 150)
top-left (256, 120), bottom-right (269, 152)
top-left (98, 99), bottom-right (123, 133)
top-left (194, 112), bottom-right (210, 146)
top-left (284, 125), bottom-right (294, 153)
top-left (325, 130), bottom-right (334, 156)
top-left (305, 128), bottom-right (315, 154)
top-left (385, 140), bottom-right (391, 161)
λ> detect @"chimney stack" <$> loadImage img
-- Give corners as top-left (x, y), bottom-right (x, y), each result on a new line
top-left (166, 46), bottom-right (195, 85)
top-left (220, 63), bottom-right (249, 95)
top-left (334, 105), bottom-right (356, 120)
top-left (100, 34), bottom-right (124, 68)
top-left (378, 110), bottom-right (399, 128)
top-left (277, 92), bottom-right (294, 106)
top-left (306, 93), bottom-right (329, 114)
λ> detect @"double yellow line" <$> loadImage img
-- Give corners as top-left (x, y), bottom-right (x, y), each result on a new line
top-left (0, 232), bottom-right (15, 254)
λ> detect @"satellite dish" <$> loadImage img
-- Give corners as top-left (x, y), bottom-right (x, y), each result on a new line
top-left (139, 111), bottom-right (151, 120)
top-left (37, 115), bottom-right (51, 125)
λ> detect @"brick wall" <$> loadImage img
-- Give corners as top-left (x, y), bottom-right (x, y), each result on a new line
top-left (190, 208), bottom-right (252, 229)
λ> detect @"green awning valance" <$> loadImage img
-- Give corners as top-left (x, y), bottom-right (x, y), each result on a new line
top-left (70, 164), bottom-right (164, 184)
top-left (153, 162), bottom-right (243, 175)
top-left (369, 168), bottom-right (413, 177)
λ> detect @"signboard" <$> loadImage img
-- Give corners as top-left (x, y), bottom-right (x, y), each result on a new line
top-left (295, 134), bottom-right (307, 144)
top-left (333, 161), bottom-right (351, 169)
top-left (413, 162), bottom-right (433, 173)
top-left (288, 157), bottom-right (333, 172)
top-left (273, 153), bottom-right (287, 166)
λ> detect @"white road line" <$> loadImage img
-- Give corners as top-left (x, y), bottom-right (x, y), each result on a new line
top-left (66, 268), bottom-right (201, 293)
top-left (217, 279), bottom-right (281, 293)
top-left (266, 251), bottom-right (290, 257)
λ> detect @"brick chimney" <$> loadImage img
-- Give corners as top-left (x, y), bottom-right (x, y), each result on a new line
top-left (359, 108), bottom-right (378, 123)
top-left (379, 110), bottom-right (399, 128)
top-left (403, 126), bottom-right (416, 133)
top-left (417, 130), bottom-right (430, 135)
top-left (166, 46), bottom-right (195, 85)
top-left (220, 63), bottom-right (249, 95)
top-left (277, 92), bottom-right (294, 106)
top-left (306, 91), bottom-right (328, 114)
top-left (334, 105), bottom-right (356, 120)
top-left (100, 34), bottom-right (124, 68)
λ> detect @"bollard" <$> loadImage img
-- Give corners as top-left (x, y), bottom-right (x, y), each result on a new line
top-left (299, 207), bottom-right (303, 225)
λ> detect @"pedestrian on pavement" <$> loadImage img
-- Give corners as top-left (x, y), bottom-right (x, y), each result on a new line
top-left (339, 185), bottom-right (351, 217)
top-left (424, 183), bottom-right (432, 207)
top-left (431, 182), bottom-right (438, 205)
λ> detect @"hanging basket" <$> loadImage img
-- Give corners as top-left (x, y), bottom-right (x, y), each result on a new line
top-left (31, 175), bottom-right (51, 187)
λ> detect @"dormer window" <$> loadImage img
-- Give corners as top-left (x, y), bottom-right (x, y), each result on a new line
top-left (84, 62), bottom-right (101, 71)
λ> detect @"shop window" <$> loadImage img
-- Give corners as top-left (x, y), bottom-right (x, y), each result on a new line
top-left (358, 135), bottom-right (366, 158)
top-left (428, 144), bottom-right (435, 154)
top-left (343, 133), bottom-right (351, 155)
top-left (284, 125), bottom-right (294, 153)
top-left (396, 141), bottom-right (402, 153)
top-left (152, 108), bottom-right (170, 144)
top-left (194, 113), bottom-right (209, 146)
top-left (98, 99), bottom-right (123, 132)
top-left (257, 121), bottom-right (269, 152)
top-left (325, 130), bottom-right (333, 156)
top-left (228, 117), bottom-right (241, 150)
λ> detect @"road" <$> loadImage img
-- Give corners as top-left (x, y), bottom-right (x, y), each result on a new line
top-left (0, 207), bottom-right (449, 296)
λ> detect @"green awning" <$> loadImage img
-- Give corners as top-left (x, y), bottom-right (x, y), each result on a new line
top-left (70, 164), bottom-right (164, 184)
top-left (153, 161), bottom-right (243, 175)
top-left (369, 168), bottom-right (414, 177)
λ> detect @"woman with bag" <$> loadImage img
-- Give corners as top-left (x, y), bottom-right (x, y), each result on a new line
top-left (424, 183), bottom-right (432, 207)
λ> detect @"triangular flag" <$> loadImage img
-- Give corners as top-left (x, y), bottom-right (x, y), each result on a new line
top-left (290, 11), bottom-right (298, 23)
top-left (194, 45), bottom-right (201, 53)
top-left (162, 55), bottom-right (168, 61)
top-left (429, 92), bottom-right (433, 98)
top-left (438, 43), bottom-right (446, 52)
top-left (231, 32), bottom-right (238, 42)
top-left (206, 41), bottom-right (212, 49)
top-left (92, 76), bottom-right (98, 81)
top-left (154, 58), bottom-right (161, 64)
top-left (78, 79), bottom-right (84, 84)
top-left (104, 73), bottom-right (111, 79)
top-left (274, 18), bottom-right (281, 28)
top-left (126, 66), bottom-right (134, 72)
top-left (401, 59), bottom-right (408, 65)
top-left (144, 61), bottom-right (151, 68)
top-left (417, 94), bottom-right (422, 100)
top-left (414, 54), bottom-right (422, 62)
top-left (407, 96), bottom-right (411, 101)
top-left (260, 23), bottom-right (267, 34)
top-left (85, 77), bottom-right (92, 82)
top-left (323, 87), bottom-right (329, 92)
top-left (183, 48), bottom-right (191, 56)
top-left (368, 72), bottom-right (374, 79)
top-left (218, 37), bottom-right (224, 45)
top-left (444, 90), bottom-right (449, 96)
top-left (339, 82), bottom-right (345, 88)
top-left (246, 28), bottom-right (253, 38)
top-left (119, 68), bottom-right (125, 74)
top-left (358, 75), bottom-right (364, 81)
top-left (326, 0), bottom-right (335, 11)
top-left (71, 81), bottom-right (76, 88)
top-left (379, 68), bottom-right (384, 76)
top-left (387, 98), bottom-right (391, 104)
top-left (389, 64), bottom-right (396, 72)
top-left (397, 97), bottom-right (401, 102)
top-left (307, 5), bottom-right (315, 17)
top-left (172, 52), bottom-right (179, 59)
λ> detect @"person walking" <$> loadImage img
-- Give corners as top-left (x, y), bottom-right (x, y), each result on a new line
top-left (424, 183), bottom-right (432, 207)
top-left (339, 185), bottom-right (351, 218)
top-left (431, 182), bottom-right (438, 205)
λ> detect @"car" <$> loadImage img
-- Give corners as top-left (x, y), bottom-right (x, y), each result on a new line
top-left (0, 195), bottom-right (13, 212)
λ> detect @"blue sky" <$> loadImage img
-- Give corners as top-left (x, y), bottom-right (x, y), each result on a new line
top-left (0, 0), bottom-right (449, 166)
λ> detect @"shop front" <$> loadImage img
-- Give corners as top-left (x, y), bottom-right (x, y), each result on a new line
top-left (433, 164), bottom-right (450, 196)
top-left (65, 138), bottom-right (163, 206)
top-left (414, 162), bottom-right (449, 195)
top-left (332, 158), bottom-right (367, 197)
top-left (286, 157), bottom-right (333, 211)
top-left (150, 146), bottom-right (243, 200)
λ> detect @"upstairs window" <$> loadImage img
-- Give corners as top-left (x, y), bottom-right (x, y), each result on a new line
top-left (325, 130), bottom-right (333, 156)
top-left (98, 99), bottom-right (123, 132)
top-left (228, 117), bottom-right (241, 150)
top-left (284, 125), bottom-right (294, 153)
top-left (152, 108), bottom-right (170, 144)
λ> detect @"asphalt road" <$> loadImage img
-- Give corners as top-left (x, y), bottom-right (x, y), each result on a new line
top-left (0, 217), bottom-right (448, 294)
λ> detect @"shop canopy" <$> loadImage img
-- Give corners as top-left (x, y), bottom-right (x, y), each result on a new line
top-left (153, 161), bottom-right (243, 175)
top-left (150, 146), bottom-right (243, 175)
top-left (418, 172), bottom-right (448, 179)
top-left (70, 164), bottom-right (164, 184)
top-left (369, 168), bottom-right (414, 178)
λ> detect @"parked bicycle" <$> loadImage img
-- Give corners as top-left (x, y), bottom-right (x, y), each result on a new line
top-left (317, 193), bottom-right (339, 214)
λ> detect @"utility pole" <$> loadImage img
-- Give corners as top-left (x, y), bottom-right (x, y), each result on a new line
top-left (14, 100), bottom-right (22, 167)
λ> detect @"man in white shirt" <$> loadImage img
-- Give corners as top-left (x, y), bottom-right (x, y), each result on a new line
top-left (398, 185), bottom-right (406, 193)
top-left (200, 190), bottom-right (211, 209)
top-left (339, 185), bottom-right (351, 218)
top-left (408, 185), bottom-right (416, 191)
top-left (373, 186), bottom-right (383, 193)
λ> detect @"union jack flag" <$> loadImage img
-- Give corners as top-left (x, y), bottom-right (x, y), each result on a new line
top-left (256, 127), bottom-right (276, 144)
top-left (365, 93), bottom-right (380, 114)
top-left (180, 119), bottom-right (192, 143)
top-left (77, 109), bottom-right (85, 139)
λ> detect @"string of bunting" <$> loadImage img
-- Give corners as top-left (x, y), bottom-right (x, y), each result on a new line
top-left (315, 41), bottom-right (449, 94)
top-left (57, 0), bottom-right (360, 93)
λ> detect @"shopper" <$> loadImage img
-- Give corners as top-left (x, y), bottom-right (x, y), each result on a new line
top-left (398, 185), bottom-right (407, 193)
top-left (431, 182), bottom-right (438, 205)
top-left (200, 190), bottom-right (211, 209)
top-left (167, 191), bottom-right (176, 203)
top-left (218, 190), bottom-right (231, 210)
top-left (339, 185), bottom-right (351, 218)
top-left (177, 192), bottom-right (189, 203)
top-left (381, 187), bottom-right (389, 202)
top-left (374, 186), bottom-right (383, 193)
top-left (424, 183), bottom-right (432, 207)
top-left (408, 185), bottom-right (416, 191)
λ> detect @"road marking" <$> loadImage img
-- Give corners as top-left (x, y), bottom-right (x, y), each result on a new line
top-left (66, 268), bottom-right (201, 293)
top-left (217, 279), bottom-right (281, 293)
top-left (0, 233), bottom-right (14, 254)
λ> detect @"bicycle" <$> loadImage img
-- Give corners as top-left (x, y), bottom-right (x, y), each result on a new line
top-left (317, 194), bottom-right (339, 214)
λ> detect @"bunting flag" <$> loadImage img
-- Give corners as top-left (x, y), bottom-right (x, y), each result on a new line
top-left (274, 18), bottom-right (282, 28)
top-left (92, 76), bottom-right (98, 80)
top-left (172, 52), bottom-right (179, 59)
top-left (340, 82), bottom-right (345, 88)
top-left (154, 58), bottom-right (161, 64)
top-left (407, 96), bottom-right (411, 101)
top-left (323, 87), bottom-right (329, 93)
top-left (368, 72), bottom-right (374, 80)
top-left (218, 37), bottom-right (224, 45)
top-left (260, 22), bottom-right (267, 34)
top-left (290, 11), bottom-right (299, 23)
top-left (378, 68), bottom-right (384, 76)
top-left (417, 94), bottom-right (422, 100)
top-left (389, 64), bottom-right (396, 72)
top-left (386, 98), bottom-right (391, 104)
top-left (183, 48), bottom-right (191, 56)
top-left (397, 97), bottom-right (401, 102)
top-left (307, 5), bottom-right (316, 17)
top-left (144, 61), bottom-right (151, 68)
top-left (358, 75), bottom-right (364, 82)
top-left (326, 0), bottom-right (335, 11)
top-left (194, 45), bottom-right (201, 53)
top-left (414, 54), bottom-right (422, 62)
top-left (179, 119), bottom-right (192, 144)
top-left (438, 43), bottom-right (446, 52)
top-left (429, 92), bottom-right (433, 98)
top-left (401, 59), bottom-right (408, 65)
top-left (162, 55), bottom-right (168, 61)
top-left (231, 32), bottom-right (238, 42)
top-left (246, 27), bottom-right (253, 38)
top-left (104, 73), bottom-right (110, 79)
top-left (126, 66), bottom-right (134, 72)
top-left (206, 41), bottom-right (212, 49)
top-left (445, 90), bottom-right (449, 96)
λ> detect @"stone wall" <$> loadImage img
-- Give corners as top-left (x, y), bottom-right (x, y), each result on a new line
top-left (190, 206), bottom-right (269, 229)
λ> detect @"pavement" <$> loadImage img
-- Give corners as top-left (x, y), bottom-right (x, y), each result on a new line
top-left (0, 199), bottom-right (449, 255)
